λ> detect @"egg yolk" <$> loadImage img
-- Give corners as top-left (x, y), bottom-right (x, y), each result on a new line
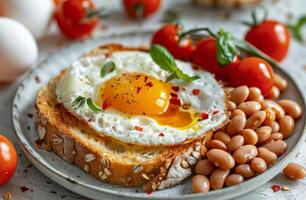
top-left (99, 73), bottom-right (197, 129)
top-left (100, 73), bottom-right (170, 115)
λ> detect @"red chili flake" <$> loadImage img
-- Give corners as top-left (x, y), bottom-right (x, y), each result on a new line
top-left (192, 89), bottom-right (200, 95)
top-left (136, 87), bottom-right (141, 94)
top-left (200, 112), bottom-right (209, 120)
top-left (212, 110), bottom-right (219, 115)
top-left (144, 76), bottom-right (148, 83)
top-left (146, 82), bottom-right (153, 87)
top-left (20, 186), bottom-right (30, 193)
top-left (135, 126), bottom-right (143, 131)
top-left (34, 76), bottom-right (41, 83)
top-left (135, 74), bottom-right (141, 80)
top-left (159, 132), bottom-right (164, 137)
top-left (170, 93), bottom-right (178, 98)
top-left (271, 184), bottom-right (281, 192)
top-left (102, 100), bottom-right (112, 110)
top-left (170, 98), bottom-right (181, 106)
top-left (171, 86), bottom-right (179, 92)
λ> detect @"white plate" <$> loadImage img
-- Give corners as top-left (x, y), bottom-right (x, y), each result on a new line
top-left (12, 30), bottom-right (306, 200)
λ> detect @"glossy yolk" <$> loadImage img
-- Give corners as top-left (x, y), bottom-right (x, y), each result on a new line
top-left (99, 73), bottom-right (197, 129)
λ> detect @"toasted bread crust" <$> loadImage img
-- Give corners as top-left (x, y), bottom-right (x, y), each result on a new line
top-left (35, 44), bottom-right (218, 192)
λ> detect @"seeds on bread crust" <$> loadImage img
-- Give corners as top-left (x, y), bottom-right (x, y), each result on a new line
top-left (84, 164), bottom-right (89, 172)
top-left (85, 154), bottom-right (96, 162)
top-left (100, 158), bottom-right (110, 168)
top-left (142, 173), bottom-right (150, 180)
top-left (133, 164), bottom-right (144, 173)
top-left (104, 168), bottom-right (112, 176)
top-left (37, 125), bottom-right (46, 140)
top-left (53, 136), bottom-right (63, 145)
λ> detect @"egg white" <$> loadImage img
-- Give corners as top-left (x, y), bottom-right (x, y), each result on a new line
top-left (56, 51), bottom-right (227, 146)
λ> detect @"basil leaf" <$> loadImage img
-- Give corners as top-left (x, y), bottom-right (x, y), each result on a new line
top-left (216, 29), bottom-right (239, 66)
top-left (86, 98), bottom-right (102, 112)
top-left (176, 69), bottom-right (200, 82)
top-left (166, 72), bottom-right (177, 82)
top-left (150, 44), bottom-right (200, 82)
top-left (100, 61), bottom-right (116, 77)
top-left (288, 15), bottom-right (306, 42)
top-left (72, 96), bottom-right (85, 109)
top-left (150, 45), bottom-right (176, 71)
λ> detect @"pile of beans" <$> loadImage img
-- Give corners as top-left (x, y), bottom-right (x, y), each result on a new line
top-left (192, 74), bottom-right (306, 194)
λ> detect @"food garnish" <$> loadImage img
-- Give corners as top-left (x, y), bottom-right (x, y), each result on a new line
top-left (86, 98), bottom-right (102, 112)
top-left (150, 44), bottom-right (200, 82)
top-left (73, 96), bottom-right (86, 109)
top-left (73, 96), bottom-right (102, 112)
top-left (100, 61), bottom-right (116, 77)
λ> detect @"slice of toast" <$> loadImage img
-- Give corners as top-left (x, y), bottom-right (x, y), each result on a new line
top-left (35, 44), bottom-right (214, 193)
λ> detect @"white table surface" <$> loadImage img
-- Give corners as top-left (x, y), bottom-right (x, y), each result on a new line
top-left (1, 0), bottom-right (306, 199)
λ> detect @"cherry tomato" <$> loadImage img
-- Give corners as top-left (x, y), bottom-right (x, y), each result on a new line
top-left (123, 0), bottom-right (161, 19)
top-left (191, 38), bottom-right (240, 81)
top-left (55, 0), bottom-right (99, 40)
top-left (245, 20), bottom-right (290, 62)
top-left (53, 0), bottom-right (62, 6)
top-left (0, 135), bottom-right (17, 186)
top-left (228, 57), bottom-right (274, 96)
top-left (151, 24), bottom-right (194, 60)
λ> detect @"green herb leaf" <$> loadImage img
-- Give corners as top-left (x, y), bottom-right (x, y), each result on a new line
top-left (166, 72), bottom-right (177, 82)
top-left (86, 98), bottom-right (102, 112)
top-left (176, 69), bottom-right (200, 81)
top-left (150, 45), bottom-right (200, 82)
top-left (72, 96), bottom-right (86, 109)
top-left (288, 15), bottom-right (306, 42)
top-left (100, 61), bottom-right (116, 77)
top-left (216, 29), bottom-right (239, 66)
top-left (150, 45), bottom-right (176, 71)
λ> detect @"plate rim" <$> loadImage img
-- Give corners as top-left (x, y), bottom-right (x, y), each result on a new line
top-left (11, 29), bottom-right (306, 200)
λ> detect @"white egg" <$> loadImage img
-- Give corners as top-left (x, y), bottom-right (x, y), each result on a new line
top-left (56, 51), bottom-right (227, 146)
top-left (0, 0), bottom-right (54, 39)
top-left (0, 18), bottom-right (38, 81)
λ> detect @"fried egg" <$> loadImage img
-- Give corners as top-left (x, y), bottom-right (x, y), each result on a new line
top-left (56, 50), bottom-right (227, 146)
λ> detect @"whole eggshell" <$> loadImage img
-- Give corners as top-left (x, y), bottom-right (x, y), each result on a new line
top-left (0, 18), bottom-right (38, 81)
top-left (0, 0), bottom-right (54, 39)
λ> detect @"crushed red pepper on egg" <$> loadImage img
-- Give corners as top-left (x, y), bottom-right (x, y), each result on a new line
top-left (170, 98), bottom-right (181, 106)
top-left (102, 100), bottom-right (112, 110)
top-left (213, 110), bottom-right (219, 115)
top-left (159, 132), bottom-right (164, 136)
top-left (135, 126), bottom-right (143, 131)
top-left (146, 82), bottom-right (153, 87)
top-left (170, 92), bottom-right (178, 98)
top-left (171, 86), bottom-right (179, 92)
top-left (192, 89), bottom-right (200, 95)
top-left (136, 87), bottom-right (141, 94)
top-left (200, 112), bottom-right (209, 120)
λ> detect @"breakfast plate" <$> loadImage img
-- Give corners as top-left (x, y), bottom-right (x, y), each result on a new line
top-left (12, 29), bottom-right (306, 200)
